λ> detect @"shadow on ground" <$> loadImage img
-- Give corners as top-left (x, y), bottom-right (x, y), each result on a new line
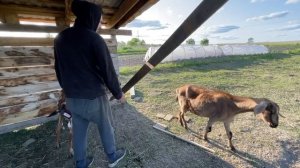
top-left (278, 139), bottom-right (300, 168)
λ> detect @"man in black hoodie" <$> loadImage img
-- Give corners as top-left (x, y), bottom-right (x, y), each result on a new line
top-left (54, 0), bottom-right (126, 167)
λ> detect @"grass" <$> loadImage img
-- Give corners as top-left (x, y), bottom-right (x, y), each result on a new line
top-left (120, 52), bottom-right (300, 123)
top-left (259, 41), bottom-right (300, 53)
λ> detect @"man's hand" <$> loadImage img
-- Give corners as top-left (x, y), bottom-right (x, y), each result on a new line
top-left (118, 93), bottom-right (126, 104)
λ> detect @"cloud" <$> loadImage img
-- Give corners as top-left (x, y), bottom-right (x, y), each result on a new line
top-left (286, 0), bottom-right (300, 4)
top-left (277, 24), bottom-right (300, 31)
top-left (209, 35), bottom-right (238, 40)
top-left (177, 14), bottom-right (183, 19)
top-left (246, 11), bottom-right (289, 21)
top-left (277, 34), bottom-right (287, 37)
top-left (206, 25), bottom-right (239, 34)
top-left (167, 7), bottom-right (173, 15)
top-left (126, 19), bottom-right (168, 30)
top-left (250, 0), bottom-right (265, 3)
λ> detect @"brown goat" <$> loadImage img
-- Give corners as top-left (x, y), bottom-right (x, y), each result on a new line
top-left (176, 84), bottom-right (282, 151)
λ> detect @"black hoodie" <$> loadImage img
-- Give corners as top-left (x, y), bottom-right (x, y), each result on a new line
top-left (54, 0), bottom-right (122, 99)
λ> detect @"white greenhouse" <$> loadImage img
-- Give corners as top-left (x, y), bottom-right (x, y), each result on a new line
top-left (144, 44), bottom-right (269, 63)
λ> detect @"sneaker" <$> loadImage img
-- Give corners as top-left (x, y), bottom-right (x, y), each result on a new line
top-left (108, 149), bottom-right (126, 168)
top-left (86, 156), bottom-right (94, 167)
top-left (75, 156), bottom-right (94, 168)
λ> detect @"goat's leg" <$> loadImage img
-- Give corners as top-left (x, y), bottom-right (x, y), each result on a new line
top-left (68, 127), bottom-right (74, 157)
top-left (178, 98), bottom-right (189, 129)
top-left (204, 119), bottom-right (214, 141)
top-left (56, 115), bottom-right (63, 148)
top-left (177, 111), bottom-right (184, 127)
top-left (224, 122), bottom-right (235, 151)
top-left (178, 105), bottom-right (188, 129)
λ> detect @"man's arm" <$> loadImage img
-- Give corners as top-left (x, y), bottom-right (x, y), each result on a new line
top-left (54, 42), bottom-right (63, 89)
top-left (93, 37), bottom-right (122, 100)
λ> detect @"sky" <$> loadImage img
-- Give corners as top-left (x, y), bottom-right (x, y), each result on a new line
top-left (118, 0), bottom-right (300, 44)
top-left (0, 0), bottom-right (299, 45)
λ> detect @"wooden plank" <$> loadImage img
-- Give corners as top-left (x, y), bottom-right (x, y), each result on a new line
top-left (0, 46), bottom-right (54, 56)
top-left (97, 29), bottom-right (132, 36)
top-left (0, 37), bottom-right (54, 46)
top-left (0, 30), bottom-right (129, 48)
top-left (0, 24), bottom-right (64, 33)
top-left (0, 4), bottom-right (64, 17)
top-left (105, 0), bottom-right (139, 29)
top-left (0, 73), bottom-right (56, 87)
top-left (153, 123), bottom-right (215, 153)
top-left (0, 24), bottom-right (131, 36)
top-left (0, 56), bottom-right (54, 67)
top-left (0, 89), bottom-right (61, 108)
top-left (0, 99), bottom-right (57, 119)
top-left (0, 114), bottom-right (58, 134)
top-left (0, 65), bottom-right (54, 78)
top-left (0, 81), bottom-right (60, 97)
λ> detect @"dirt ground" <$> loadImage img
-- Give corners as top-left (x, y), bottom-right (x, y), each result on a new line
top-left (0, 102), bottom-right (235, 168)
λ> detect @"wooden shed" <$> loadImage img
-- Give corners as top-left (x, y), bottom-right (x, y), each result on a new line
top-left (0, 0), bottom-right (158, 133)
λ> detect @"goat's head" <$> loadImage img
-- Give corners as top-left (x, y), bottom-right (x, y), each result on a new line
top-left (254, 100), bottom-right (281, 128)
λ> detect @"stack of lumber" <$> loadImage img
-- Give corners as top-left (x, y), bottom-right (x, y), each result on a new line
top-left (0, 46), bottom-right (60, 132)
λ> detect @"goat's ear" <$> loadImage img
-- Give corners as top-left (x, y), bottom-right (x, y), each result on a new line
top-left (254, 101), bottom-right (269, 114)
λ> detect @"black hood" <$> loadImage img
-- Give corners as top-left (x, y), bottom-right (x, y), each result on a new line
top-left (72, 0), bottom-right (102, 31)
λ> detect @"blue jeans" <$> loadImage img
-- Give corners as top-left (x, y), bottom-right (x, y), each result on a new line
top-left (66, 95), bottom-right (116, 167)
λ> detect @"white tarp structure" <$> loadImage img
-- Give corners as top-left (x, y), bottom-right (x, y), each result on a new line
top-left (144, 44), bottom-right (269, 63)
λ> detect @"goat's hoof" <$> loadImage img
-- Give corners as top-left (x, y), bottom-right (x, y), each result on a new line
top-left (204, 137), bottom-right (209, 142)
top-left (68, 154), bottom-right (73, 158)
top-left (68, 149), bottom-right (74, 158)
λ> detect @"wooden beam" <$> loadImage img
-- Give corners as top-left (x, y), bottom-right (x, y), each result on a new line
top-left (0, 74), bottom-right (56, 87)
top-left (0, 24), bottom-right (64, 33)
top-left (0, 4), bottom-right (64, 17)
top-left (105, 0), bottom-right (139, 29)
top-left (0, 24), bottom-right (131, 36)
top-left (97, 29), bottom-right (132, 36)
top-left (0, 56), bottom-right (54, 67)
top-left (102, 6), bottom-right (118, 15)
top-left (19, 17), bottom-right (57, 24)
top-left (0, 114), bottom-right (58, 134)
top-left (0, 37), bottom-right (54, 46)
top-left (116, 0), bottom-right (158, 28)
top-left (0, 89), bottom-right (60, 108)
top-left (64, 0), bottom-right (72, 27)
top-left (0, 99), bottom-right (57, 117)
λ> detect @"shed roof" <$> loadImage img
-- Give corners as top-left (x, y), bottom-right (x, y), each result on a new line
top-left (0, 0), bottom-right (158, 31)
